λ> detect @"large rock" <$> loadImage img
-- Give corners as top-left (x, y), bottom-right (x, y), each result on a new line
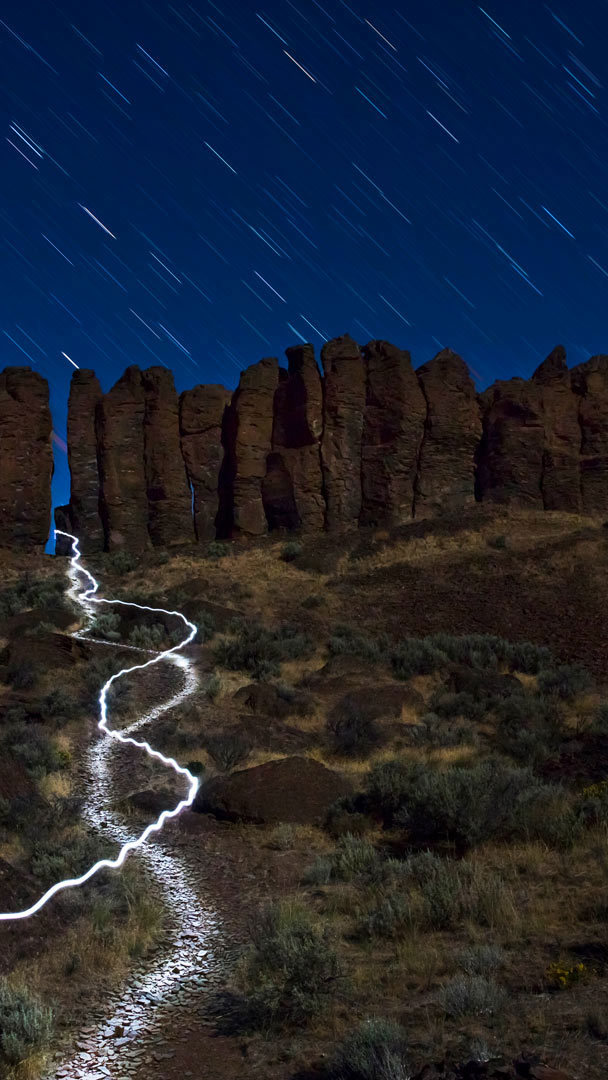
top-left (223, 357), bottom-right (279, 537)
top-left (266, 343), bottom-right (324, 532)
top-left (97, 366), bottom-right (149, 551)
top-left (360, 340), bottom-right (426, 525)
top-left (414, 349), bottom-right (481, 515)
top-left (0, 367), bottom-right (53, 550)
top-left (320, 335), bottom-right (366, 530)
top-left (194, 755), bottom-right (353, 824)
top-left (142, 367), bottom-right (193, 546)
top-left (180, 384), bottom-right (231, 542)
top-left (532, 345), bottom-right (582, 512)
top-left (53, 504), bottom-right (73, 555)
top-left (571, 354), bottom-right (608, 515)
top-left (66, 369), bottom-right (104, 551)
top-left (476, 378), bottom-right (544, 506)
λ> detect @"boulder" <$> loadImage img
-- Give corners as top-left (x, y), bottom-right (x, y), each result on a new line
top-left (414, 349), bottom-right (481, 515)
top-left (142, 367), bottom-right (194, 546)
top-left (66, 369), bottom-right (104, 551)
top-left (320, 335), bottom-right (366, 530)
top-left (571, 353), bottom-right (608, 514)
top-left (532, 345), bottom-right (582, 512)
top-left (180, 384), bottom-right (231, 542)
top-left (53, 505), bottom-right (73, 555)
top-left (0, 367), bottom-right (53, 550)
top-left (222, 357), bottom-right (279, 537)
top-left (97, 366), bottom-right (149, 551)
top-left (194, 755), bottom-right (353, 824)
top-left (360, 340), bottom-right (426, 525)
top-left (476, 378), bottom-right (544, 506)
top-left (267, 343), bottom-right (324, 532)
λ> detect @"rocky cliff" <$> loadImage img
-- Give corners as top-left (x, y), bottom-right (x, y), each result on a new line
top-left (4, 338), bottom-right (608, 554)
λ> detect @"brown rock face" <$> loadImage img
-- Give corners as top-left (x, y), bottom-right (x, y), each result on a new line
top-left (266, 343), bottom-right (324, 532)
top-left (142, 367), bottom-right (193, 546)
top-left (360, 340), bottom-right (426, 525)
top-left (66, 369), bottom-right (104, 551)
top-left (194, 755), bottom-right (353, 824)
top-left (224, 357), bottom-right (279, 537)
top-left (476, 378), bottom-right (545, 506)
top-left (414, 349), bottom-right (482, 516)
top-left (571, 354), bottom-right (608, 514)
top-left (0, 367), bottom-right (53, 550)
top-left (532, 345), bottom-right (582, 512)
top-left (97, 366), bottom-right (149, 551)
top-left (53, 505), bottom-right (72, 555)
top-left (179, 384), bottom-right (231, 542)
top-left (320, 334), bottom-right (366, 530)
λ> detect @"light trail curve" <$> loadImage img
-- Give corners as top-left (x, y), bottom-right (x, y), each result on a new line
top-left (0, 529), bottom-right (200, 923)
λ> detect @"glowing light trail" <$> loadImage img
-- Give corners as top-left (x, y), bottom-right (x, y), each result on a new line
top-left (0, 532), bottom-right (199, 922)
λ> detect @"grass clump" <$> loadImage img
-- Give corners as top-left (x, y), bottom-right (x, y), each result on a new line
top-left (331, 1018), bottom-right (411, 1079)
top-left (90, 611), bottom-right (122, 641)
top-left (106, 550), bottom-right (138, 575)
top-left (327, 699), bottom-right (384, 758)
top-left (305, 835), bottom-right (379, 885)
top-left (239, 900), bottom-right (341, 1029)
top-left (128, 622), bottom-right (167, 650)
top-left (207, 541), bottom-right (230, 559)
top-left (205, 733), bottom-right (251, 771)
top-left (437, 974), bottom-right (507, 1017)
top-left (214, 620), bottom-right (313, 680)
top-left (281, 541), bottom-right (303, 562)
top-left (0, 980), bottom-right (54, 1066)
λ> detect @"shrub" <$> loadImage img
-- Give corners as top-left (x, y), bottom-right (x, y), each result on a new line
top-left (204, 672), bottom-right (221, 700)
top-left (407, 711), bottom-right (478, 749)
top-left (437, 974), bottom-right (507, 1017)
top-left (578, 780), bottom-right (608, 828)
top-left (360, 894), bottom-right (418, 939)
top-left (5, 726), bottom-right (69, 779)
top-left (91, 611), bottom-right (122, 641)
top-left (194, 609), bottom-right (216, 643)
top-left (327, 700), bottom-right (384, 758)
top-left (487, 534), bottom-right (507, 549)
top-left (328, 627), bottom-right (390, 663)
top-left (589, 703), bottom-right (608, 736)
top-left (281, 541), bottom-right (303, 562)
top-left (38, 688), bottom-right (80, 725)
top-left (537, 664), bottom-right (592, 701)
top-left (186, 760), bottom-right (205, 776)
top-left (302, 594), bottom-right (323, 609)
top-left (0, 980), bottom-right (54, 1065)
top-left (128, 623), bottom-right (167, 650)
top-left (366, 759), bottom-right (416, 826)
top-left (327, 835), bottom-right (380, 881)
top-left (267, 824), bottom-right (297, 850)
top-left (5, 661), bottom-right (37, 690)
top-left (106, 550), bottom-right (138, 575)
top-left (390, 639), bottom-right (447, 680)
top-left (545, 960), bottom-right (586, 991)
top-left (207, 541), bottom-right (230, 559)
top-left (205, 733), bottom-right (251, 771)
top-left (331, 1018), bottom-right (411, 1080)
top-left (240, 900), bottom-right (341, 1028)
top-left (457, 944), bottom-right (505, 977)
top-left (213, 621), bottom-right (313, 680)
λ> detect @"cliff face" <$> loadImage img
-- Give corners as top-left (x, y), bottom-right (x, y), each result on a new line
top-left (0, 367), bottom-right (53, 551)
top-left (7, 337), bottom-right (608, 554)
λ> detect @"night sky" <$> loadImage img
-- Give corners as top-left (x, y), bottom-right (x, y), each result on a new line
top-left (2, 0), bottom-right (608, 516)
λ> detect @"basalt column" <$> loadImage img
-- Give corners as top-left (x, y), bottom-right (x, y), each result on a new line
top-left (66, 369), bottom-right (104, 552)
top-left (266, 343), bottom-right (324, 532)
top-left (571, 354), bottom-right (608, 515)
top-left (142, 367), bottom-right (194, 546)
top-left (97, 366), bottom-right (149, 551)
top-left (414, 349), bottom-right (482, 516)
top-left (224, 357), bottom-right (279, 538)
top-left (320, 335), bottom-right (366, 531)
top-left (180, 384), bottom-right (231, 542)
top-left (476, 378), bottom-right (545, 506)
top-left (360, 340), bottom-right (426, 526)
top-left (0, 367), bottom-right (53, 550)
top-left (532, 345), bottom-right (582, 513)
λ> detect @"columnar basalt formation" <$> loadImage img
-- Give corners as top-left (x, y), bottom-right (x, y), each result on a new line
top-left (0, 367), bottom-right (53, 550)
top-left (225, 357), bottom-right (279, 537)
top-left (267, 344), bottom-right (324, 532)
top-left (360, 340), bottom-right (426, 526)
top-left (320, 334), bottom-right (367, 530)
top-left (571, 355), bottom-right (608, 515)
top-left (414, 349), bottom-right (482, 516)
top-left (66, 370), bottom-right (104, 552)
top-left (53, 505), bottom-right (72, 555)
top-left (97, 366), bottom-right (149, 551)
top-left (142, 367), bottom-right (194, 546)
top-left (8, 337), bottom-right (608, 557)
top-left (476, 378), bottom-right (545, 506)
top-left (180, 384), bottom-right (232, 542)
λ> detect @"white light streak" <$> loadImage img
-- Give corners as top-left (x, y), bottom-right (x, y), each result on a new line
top-left (150, 251), bottom-right (181, 283)
top-left (426, 110), bottom-right (460, 142)
top-left (541, 205), bottom-right (575, 238)
top-left (136, 43), bottom-right (169, 77)
top-left (204, 141), bottom-right (237, 173)
top-left (299, 314), bottom-right (328, 340)
top-left (352, 162), bottom-right (412, 224)
top-left (364, 18), bottom-right (397, 50)
top-left (0, 533), bottom-right (199, 922)
top-left (78, 204), bottom-right (117, 238)
top-left (283, 50), bottom-right (317, 82)
top-left (61, 351), bottom-right (80, 368)
top-left (478, 6), bottom-right (511, 38)
top-left (6, 138), bottom-right (38, 168)
top-left (379, 294), bottom-right (412, 326)
top-left (42, 234), bottom-right (74, 264)
top-left (129, 308), bottom-right (162, 338)
top-left (253, 270), bottom-right (286, 301)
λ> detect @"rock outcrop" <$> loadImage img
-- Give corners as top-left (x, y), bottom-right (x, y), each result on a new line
top-left (571, 354), bottom-right (608, 515)
top-left (360, 340), bottom-right (426, 525)
top-left (0, 367), bottom-right (53, 550)
top-left (53, 504), bottom-right (72, 555)
top-left (266, 343), bottom-right (324, 532)
top-left (180, 384), bottom-right (231, 542)
top-left (66, 369), bottom-right (104, 551)
top-left (414, 349), bottom-right (482, 515)
top-left (142, 367), bottom-right (193, 546)
top-left (533, 345), bottom-right (582, 512)
top-left (97, 366), bottom-right (149, 551)
top-left (223, 357), bottom-right (279, 537)
top-left (320, 335), bottom-right (366, 530)
top-left (476, 378), bottom-right (545, 506)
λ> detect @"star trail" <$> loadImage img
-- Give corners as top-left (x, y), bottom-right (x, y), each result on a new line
top-left (2, 0), bottom-right (608, 511)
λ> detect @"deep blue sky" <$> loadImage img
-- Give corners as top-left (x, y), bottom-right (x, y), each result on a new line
top-left (2, 0), bottom-right (608, 513)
